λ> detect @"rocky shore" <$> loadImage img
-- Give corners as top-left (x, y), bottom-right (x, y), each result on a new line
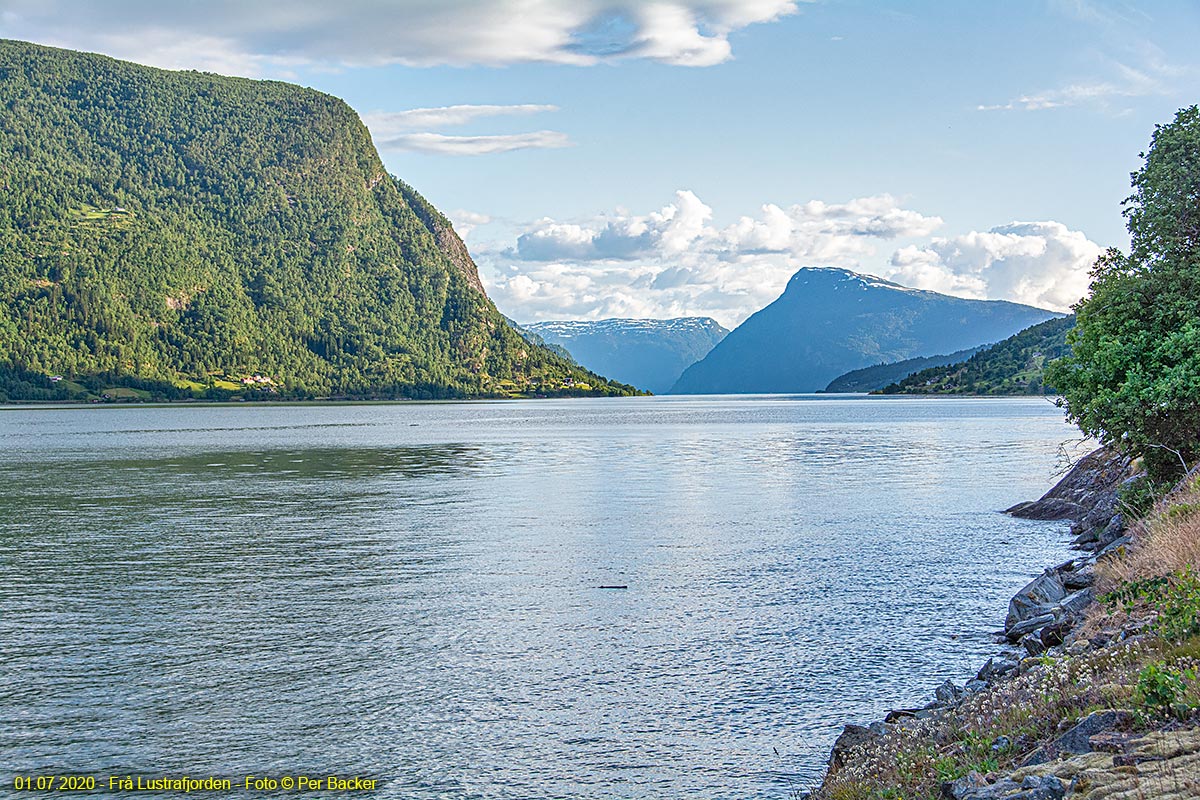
top-left (816, 448), bottom-right (1200, 799)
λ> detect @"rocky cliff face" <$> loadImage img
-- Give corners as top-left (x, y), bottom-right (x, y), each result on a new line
top-left (433, 221), bottom-right (487, 295)
top-left (390, 177), bottom-right (487, 296)
top-left (1007, 448), bottom-right (1141, 556)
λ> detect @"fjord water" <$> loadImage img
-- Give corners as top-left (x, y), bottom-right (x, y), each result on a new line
top-left (1, 397), bottom-right (1078, 798)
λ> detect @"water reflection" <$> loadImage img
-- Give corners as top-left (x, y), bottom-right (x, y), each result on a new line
top-left (0, 398), bottom-right (1077, 798)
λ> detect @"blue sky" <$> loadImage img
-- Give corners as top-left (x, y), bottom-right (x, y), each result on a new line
top-left (3, 1), bottom-right (1198, 326)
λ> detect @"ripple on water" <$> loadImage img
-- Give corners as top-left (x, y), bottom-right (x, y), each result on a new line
top-left (0, 397), bottom-right (1079, 798)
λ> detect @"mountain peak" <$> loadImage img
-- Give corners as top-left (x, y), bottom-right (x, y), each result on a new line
top-left (670, 269), bottom-right (1062, 394)
top-left (787, 266), bottom-right (916, 294)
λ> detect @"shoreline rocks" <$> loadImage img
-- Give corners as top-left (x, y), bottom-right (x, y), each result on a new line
top-left (997, 448), bottom-right (1139, 645)
top-left (1005, 448), bottom-right (1132, 523)
top-left (819, 447), bottom-right (1139, 792)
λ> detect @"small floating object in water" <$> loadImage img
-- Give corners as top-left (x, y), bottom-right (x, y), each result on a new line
top-left (598, 585), bottom-right (628, 590)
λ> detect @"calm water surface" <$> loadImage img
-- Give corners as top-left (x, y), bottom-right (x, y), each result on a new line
top-left (0, 396), bottom-right (1080, 798)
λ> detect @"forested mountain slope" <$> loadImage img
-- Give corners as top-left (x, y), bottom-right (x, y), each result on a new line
top-left (823, 346), bottom-right (983, 393)
top-left (880, 315), bottom-right (1075, 395)
top-left (0, 39), bottom-right (632, 400)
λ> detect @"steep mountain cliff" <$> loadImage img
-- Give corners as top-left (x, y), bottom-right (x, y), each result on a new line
top-left (670, 267), bottom-right (1061, 394)
top-left (524, 317), bottom-right (728, 393)
top-left (0, 39), bottom-right (632, 400)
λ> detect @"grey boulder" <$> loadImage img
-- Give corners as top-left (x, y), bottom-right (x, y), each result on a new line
top-left (977, 656), bottom-right (1020, 682)
top-left (935, 679), bottom-right (964, 706)
top-left (1053, 709), bottom-right (1133, 755)
top-left (1006, 571), bottom-right (1067, 631)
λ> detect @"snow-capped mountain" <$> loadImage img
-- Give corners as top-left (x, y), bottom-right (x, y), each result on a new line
top-left (523, 318), bottom-right (729, 394)
top-left (671, 267), bottom-right (1063, 394)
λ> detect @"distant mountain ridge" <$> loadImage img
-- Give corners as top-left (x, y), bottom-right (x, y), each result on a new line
top-left (525, 317), bottom-right (729, 393)
top-left (670, 267), bottom-right (1063, 394)
top-left (880, 315), bottom-right (1075, 395)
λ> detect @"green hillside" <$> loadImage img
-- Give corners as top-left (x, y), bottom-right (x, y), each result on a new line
top-left (501, 316), bottom-right (577, 365)
top-left (0, 39), bottom-right (634, 401)
top-left (823, 346), bottom-right (982, 393)
top-left (879, 315), bottom-right (1075, 395)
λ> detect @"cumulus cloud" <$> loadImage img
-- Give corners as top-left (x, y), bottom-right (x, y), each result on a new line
top-left (485, 191), bottom-right (946, 327)
top-left (512, 190), bottom-right (715, 261)
top-left (885, 221), bottom-right (1103, 310)
top-left (0, 1), bottom-right (802, 74)
top-left (483, 194), bottom-right (1101, 325)
top-left (509, 191), bottom-right (941, 263)
top-left (375, 130), bottom-right (572, 156)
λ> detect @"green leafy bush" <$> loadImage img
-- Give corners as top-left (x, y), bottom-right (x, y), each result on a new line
top-left (1101, 567), bottom-right (1200, 640)
top-left (1047, 106), bottom-right (1200, 482)
top-left (1135, 662), bottom-right (1194, 715)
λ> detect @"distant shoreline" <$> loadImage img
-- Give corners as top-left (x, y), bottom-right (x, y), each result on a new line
top-left (0, 393), bottom-right (1067, 410)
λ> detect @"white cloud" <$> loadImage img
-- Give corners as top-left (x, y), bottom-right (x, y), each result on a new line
top-left (976, 71), bottom-right (1161, 112)
top-left (447, 210), bottom-right (493, 239)
top-left (980, 2), bottom-right (1195, 114)
top-left (977, 24), bottom-right (1189, 113)
top-left (483, 195), bottom-right (1100, 326)
top-left (485, 191), bottom-right (946, 327)
top-left (375, 131), bottom-right (572, 156)
top-left (362, 105), bottom-right (566, 158)
top-left (362, 105), bottom-right (559, 134)
top-left (0, 1), bottom-right (803, 74)
top-left (509, 191), bottom-right (941, 263)
top-left (30, 29), bottom-right (305, 76)
top-left (886, 221), bottom-right (1102, 311)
